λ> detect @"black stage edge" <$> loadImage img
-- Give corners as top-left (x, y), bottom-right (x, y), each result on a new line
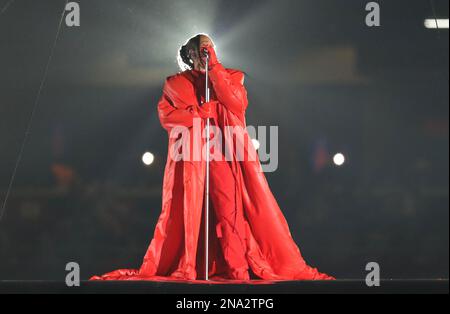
top-left (0, 279), bottom-right (448, 294)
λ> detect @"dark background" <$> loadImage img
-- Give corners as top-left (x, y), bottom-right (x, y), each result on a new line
top-left (0, 0), bottom-right (448, 280)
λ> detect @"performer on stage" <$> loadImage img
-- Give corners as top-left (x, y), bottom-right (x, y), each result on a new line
top-left (91, 34), bottom-right (333, 281)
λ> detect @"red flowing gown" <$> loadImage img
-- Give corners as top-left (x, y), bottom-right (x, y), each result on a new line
top-left (90, 63), bottom-right (334, 282)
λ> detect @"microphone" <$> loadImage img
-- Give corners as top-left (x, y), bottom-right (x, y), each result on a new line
top-left (202, 47), bottom-right (209, 58)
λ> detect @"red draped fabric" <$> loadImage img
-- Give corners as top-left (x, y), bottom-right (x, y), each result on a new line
top-left (90, 63), bottom-right (334, 282)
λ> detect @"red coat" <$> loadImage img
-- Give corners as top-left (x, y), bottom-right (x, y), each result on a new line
top-left (90, 63), bottom-right (333, 282)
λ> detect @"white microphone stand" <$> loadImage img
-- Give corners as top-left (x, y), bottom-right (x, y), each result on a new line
top-left (204, 54), bottom-right (211, 281)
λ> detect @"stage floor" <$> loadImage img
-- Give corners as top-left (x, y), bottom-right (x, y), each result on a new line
top-left (0, 279), bottom-right (448, 294)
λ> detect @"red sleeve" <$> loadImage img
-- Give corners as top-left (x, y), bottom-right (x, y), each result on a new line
top-left (157, 79), bottom-right (196, 132)
top-left (209, 64), bottom-right (249, 116)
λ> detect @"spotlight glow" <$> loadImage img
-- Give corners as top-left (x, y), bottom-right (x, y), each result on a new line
top-left (252, 139), bottom-right (261, 150)
top-left (333, 153), bottom-right (346, 167)
top-left (424, 18), bottom-right (449, 29)
top-left (142, 152), bottom-right (155, 166)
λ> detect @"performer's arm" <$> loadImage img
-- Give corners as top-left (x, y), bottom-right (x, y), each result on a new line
top-left (202, 46), bottom-right (249, 116)
top-left (158, 81), bottom-right (216, 131)
top-left (157, 85), bottom-right (195, 131)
